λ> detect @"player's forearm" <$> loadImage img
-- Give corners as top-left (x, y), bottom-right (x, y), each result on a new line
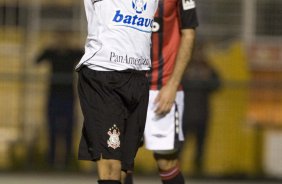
top-left (166, 29), bottom-right (196, 89)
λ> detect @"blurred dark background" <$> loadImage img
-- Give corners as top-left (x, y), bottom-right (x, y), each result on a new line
top-left (0, 0), bottom-right (282, 182)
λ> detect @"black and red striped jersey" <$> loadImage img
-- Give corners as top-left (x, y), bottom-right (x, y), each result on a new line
top-left (148, 0), bottom-right (198, 90)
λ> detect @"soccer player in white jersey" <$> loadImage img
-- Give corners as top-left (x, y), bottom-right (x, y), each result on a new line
top-left (76, 0), bottom-right (158, 184)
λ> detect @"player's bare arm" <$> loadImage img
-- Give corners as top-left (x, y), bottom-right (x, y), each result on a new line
top-left (154, 28), bottom-right (196, 115)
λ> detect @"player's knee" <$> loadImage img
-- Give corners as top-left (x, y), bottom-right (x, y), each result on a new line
top-left (156, 158), bottom-right (178, 171)
top-left (109, 160), bottom-right (122, 179)
top-left (154, 151), bottom-right (179, 171)
top-left (97, 159), bottom-right (122, 180)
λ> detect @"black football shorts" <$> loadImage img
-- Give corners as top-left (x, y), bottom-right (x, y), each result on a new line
top-left (77, 67), bottom-right (149, 171)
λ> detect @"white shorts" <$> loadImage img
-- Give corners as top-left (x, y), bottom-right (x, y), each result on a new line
top-left (144, 90), bottom-right (184, 151)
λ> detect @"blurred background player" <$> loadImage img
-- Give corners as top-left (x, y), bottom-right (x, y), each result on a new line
top-left (125, 0), bottom-right (198, 184)
top-left (35, 30), bottom-right (83, 170)
top-left (182, 42), bottom-right (221, 175)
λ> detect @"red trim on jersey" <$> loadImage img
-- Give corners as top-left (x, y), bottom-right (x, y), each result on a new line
top-left (149, 0), bottom-right (197, 90)
top-left (150, 0), bottom-right (181, 90)
top-left (151, 29), bottom-right (160, 90)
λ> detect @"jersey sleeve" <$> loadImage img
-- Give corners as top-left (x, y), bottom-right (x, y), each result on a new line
top-left (178, 0), bottom-right (199, 29)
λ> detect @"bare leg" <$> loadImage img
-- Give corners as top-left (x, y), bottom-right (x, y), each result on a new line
top-left (97, 159), bottom-right (122, 181)
top-left (157, 158), bottom-right (178, 171)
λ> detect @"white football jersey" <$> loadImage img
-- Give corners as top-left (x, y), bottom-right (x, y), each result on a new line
top-left (76, 0), bottom-right (159, 71)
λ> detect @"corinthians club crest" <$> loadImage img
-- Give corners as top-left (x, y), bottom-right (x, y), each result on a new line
top-left (132, 0), bottom-right (147, 14)
top-left (107, 124), bottom-right (121, 149)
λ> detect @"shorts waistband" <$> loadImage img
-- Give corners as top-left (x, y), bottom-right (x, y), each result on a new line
top-left (116, 69), bottom-right (147, 75)
top-left (81, 67), bottom-right (148, 76)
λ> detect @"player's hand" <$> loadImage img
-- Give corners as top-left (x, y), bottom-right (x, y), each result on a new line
top-left (154, 84), bottom-right (177, 116)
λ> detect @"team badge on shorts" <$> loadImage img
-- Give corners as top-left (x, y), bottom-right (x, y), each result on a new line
top-left (107, 124), bottom-right (121, 149)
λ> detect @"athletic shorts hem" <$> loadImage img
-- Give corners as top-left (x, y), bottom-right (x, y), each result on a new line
top-left (78, 154), bottom-right (121, 162)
